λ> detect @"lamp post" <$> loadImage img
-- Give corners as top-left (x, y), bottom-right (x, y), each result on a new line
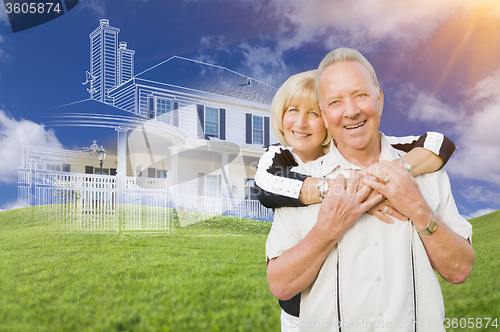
top-left (98, 145), bottom-right (106, 175)
top-left (83, 140), bottom-right (107, 175)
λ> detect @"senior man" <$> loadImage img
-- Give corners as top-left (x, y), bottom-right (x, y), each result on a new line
top-left (266, 48), bottom-right (475, 332)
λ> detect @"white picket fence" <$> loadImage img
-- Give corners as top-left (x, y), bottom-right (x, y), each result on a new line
top-left (18, 169), bottom-right (273, 232)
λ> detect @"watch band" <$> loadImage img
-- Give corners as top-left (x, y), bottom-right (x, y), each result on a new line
top-left (416, 217), bottom-right (438, 235)
top-left (317, 176), bottom-right (329, 202)
top-left (397, 158), bottom-right (412, 173)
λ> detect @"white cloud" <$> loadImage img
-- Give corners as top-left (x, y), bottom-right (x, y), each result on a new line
top-left (0, 110), bottom-right (63, 184)
top-left (238, 42), bottom-right (286, 83)
top-left (407, 89), bottom-right (460, 124)
top-left (460, 185), bottom-right (500, 205)
top-left (78, 0), bottom-right (106, 18)
top-left (462, 208), bottom-right (498, 220)
top-left (219, 0), bottom-right (500, 83)
top-left (195, 35), bottom-right (232, 65)
top-left (0, 197), bottom-right (28, 212)
top-left (444, 71), bottom-right (500, 184)
top-left (0, 4), bottom-right (8, 24)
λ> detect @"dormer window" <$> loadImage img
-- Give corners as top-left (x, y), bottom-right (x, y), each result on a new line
top-left (147, 96), bottom-right (179, 127)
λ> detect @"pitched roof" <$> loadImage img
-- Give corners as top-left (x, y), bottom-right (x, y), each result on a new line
top-left (135, 56), bottom-right (277, 105)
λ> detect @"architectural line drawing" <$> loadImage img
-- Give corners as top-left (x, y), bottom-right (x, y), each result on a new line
top-left (18, 19), bottom-right (276, 231)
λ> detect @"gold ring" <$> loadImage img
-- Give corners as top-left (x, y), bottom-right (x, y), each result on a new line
top-left (383, 206), bottom-right (389, 214)
top-left (384, 175), bottom-right (391, 183)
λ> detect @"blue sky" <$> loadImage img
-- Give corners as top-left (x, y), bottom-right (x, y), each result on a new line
top-left (1, 0), bottom-right (499, 218)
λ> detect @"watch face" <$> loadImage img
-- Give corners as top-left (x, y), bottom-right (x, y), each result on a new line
top-left (428, 219), bottom-right (438, 233)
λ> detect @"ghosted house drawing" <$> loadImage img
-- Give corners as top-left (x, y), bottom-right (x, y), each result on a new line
top-left (18, 19), bottom-right (276, 230)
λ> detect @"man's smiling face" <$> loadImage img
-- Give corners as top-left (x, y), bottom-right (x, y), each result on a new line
top-left (319, 60), bottom-right (384, 155)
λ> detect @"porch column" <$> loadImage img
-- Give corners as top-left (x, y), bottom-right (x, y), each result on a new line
top-left (220, 152), bottom-right (230, 214)
top-left (169, 146), bottom-right (179, 199)
top-left (115, 126), bottom-right (130, 206)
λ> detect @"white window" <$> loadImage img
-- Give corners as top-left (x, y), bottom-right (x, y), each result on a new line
top-left (157, 170), bottom-right (168, 179)
top-left (245, 179), bottom-right (258, 200)
top-left (46, 164), bottom-right (61, 171)
top-left (156, 98), bottom-right (172, 124)
top-left (147, 96), bottom-right (179, 126)
top-left (205, 107), bottom-right (219, 137)
top-left (252, 116), bottom-right (263, 145)
top-left (206, 175), bottom-right (218, 197)
top-left (246, 113), bottom-right (268, 145)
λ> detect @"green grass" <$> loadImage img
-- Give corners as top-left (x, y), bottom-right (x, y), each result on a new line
top-left (1, 208), bottom-right (499, 331)
top-left (439, 210), bottom-right (500, 331)
top-left (0, 209), bottom-right (279, 332)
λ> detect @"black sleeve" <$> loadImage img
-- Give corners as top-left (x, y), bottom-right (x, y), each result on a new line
top-left (390, 133), bottom-right (456, 168)
top-left (255, 147), bottom-right (309, 209)
top-left (266, 148), bottom-right (309, 181)
top-left (256, 184), bottom-right (307, 209)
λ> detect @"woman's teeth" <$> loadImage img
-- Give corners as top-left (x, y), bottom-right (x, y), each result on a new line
top-left (293, 131), bottom-right (311, 137)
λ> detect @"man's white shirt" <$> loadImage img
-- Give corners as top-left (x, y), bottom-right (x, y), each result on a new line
top-left (266, 133), bottom-right (472, 332)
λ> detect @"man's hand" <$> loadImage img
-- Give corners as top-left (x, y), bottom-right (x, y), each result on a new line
top-left (317, 170), bottom-right (384, 240)
top-left (362, 161), bottom-right (433, 225)
top-left (358, 167), bottom-right (409, 224)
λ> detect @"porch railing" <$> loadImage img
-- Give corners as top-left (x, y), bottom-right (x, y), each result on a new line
top-left (18, 169), bottom-right (273, 231)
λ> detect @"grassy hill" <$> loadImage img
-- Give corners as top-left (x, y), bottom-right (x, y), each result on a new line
top-left (0, 208), bottom-right (499, 331)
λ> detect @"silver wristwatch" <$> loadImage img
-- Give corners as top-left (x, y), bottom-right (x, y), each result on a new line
top-left (416, 217), bottom-right (438, 235)
top-left (397, 158), bottom-right (411, 173)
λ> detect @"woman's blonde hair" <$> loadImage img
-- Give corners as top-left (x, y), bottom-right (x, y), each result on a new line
top-left (271, 70), bottom-right (332, 149)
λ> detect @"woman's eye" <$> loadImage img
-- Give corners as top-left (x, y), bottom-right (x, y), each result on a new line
top-left (310, 111), bottom-right (320, 117)
top-left (288, 108), bottom-right (298, 112)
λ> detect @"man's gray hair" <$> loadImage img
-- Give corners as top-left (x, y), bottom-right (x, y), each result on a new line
top-left (315, 48), bottom-right (380, 109)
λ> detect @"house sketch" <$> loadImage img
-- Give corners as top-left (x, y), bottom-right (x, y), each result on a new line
top-left (18, 19), bottom-right (276, 231)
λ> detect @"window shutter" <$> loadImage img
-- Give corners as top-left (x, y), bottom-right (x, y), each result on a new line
top-left (197, 105), bottom-right (205, 137)
top-left (219, 108), bottom-right (226, 140)
top-left (198, 173), bottom-right (205, 196)
top-left (246, 113), bottom-right (252, 144)
top-left (148, 168), bottom-right (156, 178)
top-left (264, 116), bottom-right (270, 147)
top-left (148, 96), bottom-right (155, 119)
top-left (173, 101), bottom-right (180, 127)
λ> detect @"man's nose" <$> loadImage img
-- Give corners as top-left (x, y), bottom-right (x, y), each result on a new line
top-left (344, 99), bottom-right (360, 118)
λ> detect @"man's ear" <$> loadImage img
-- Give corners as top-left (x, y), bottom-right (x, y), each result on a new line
top-left (322, 108), bottom-right (330, 129)
top-left (378, 89), bottom-right (384, 114)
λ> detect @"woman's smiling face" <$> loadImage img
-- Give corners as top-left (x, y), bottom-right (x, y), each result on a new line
top-left (282, 98), bottom-right (327, 163)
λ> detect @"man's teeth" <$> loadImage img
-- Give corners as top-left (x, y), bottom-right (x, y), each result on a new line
top-left (345, 121), bottom-right (366, 129)
top-left (293, 131), bottom-right (311, 137)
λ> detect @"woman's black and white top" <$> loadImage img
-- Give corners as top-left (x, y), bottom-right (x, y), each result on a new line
top-left (255, 132), bottom-right (455, 209)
